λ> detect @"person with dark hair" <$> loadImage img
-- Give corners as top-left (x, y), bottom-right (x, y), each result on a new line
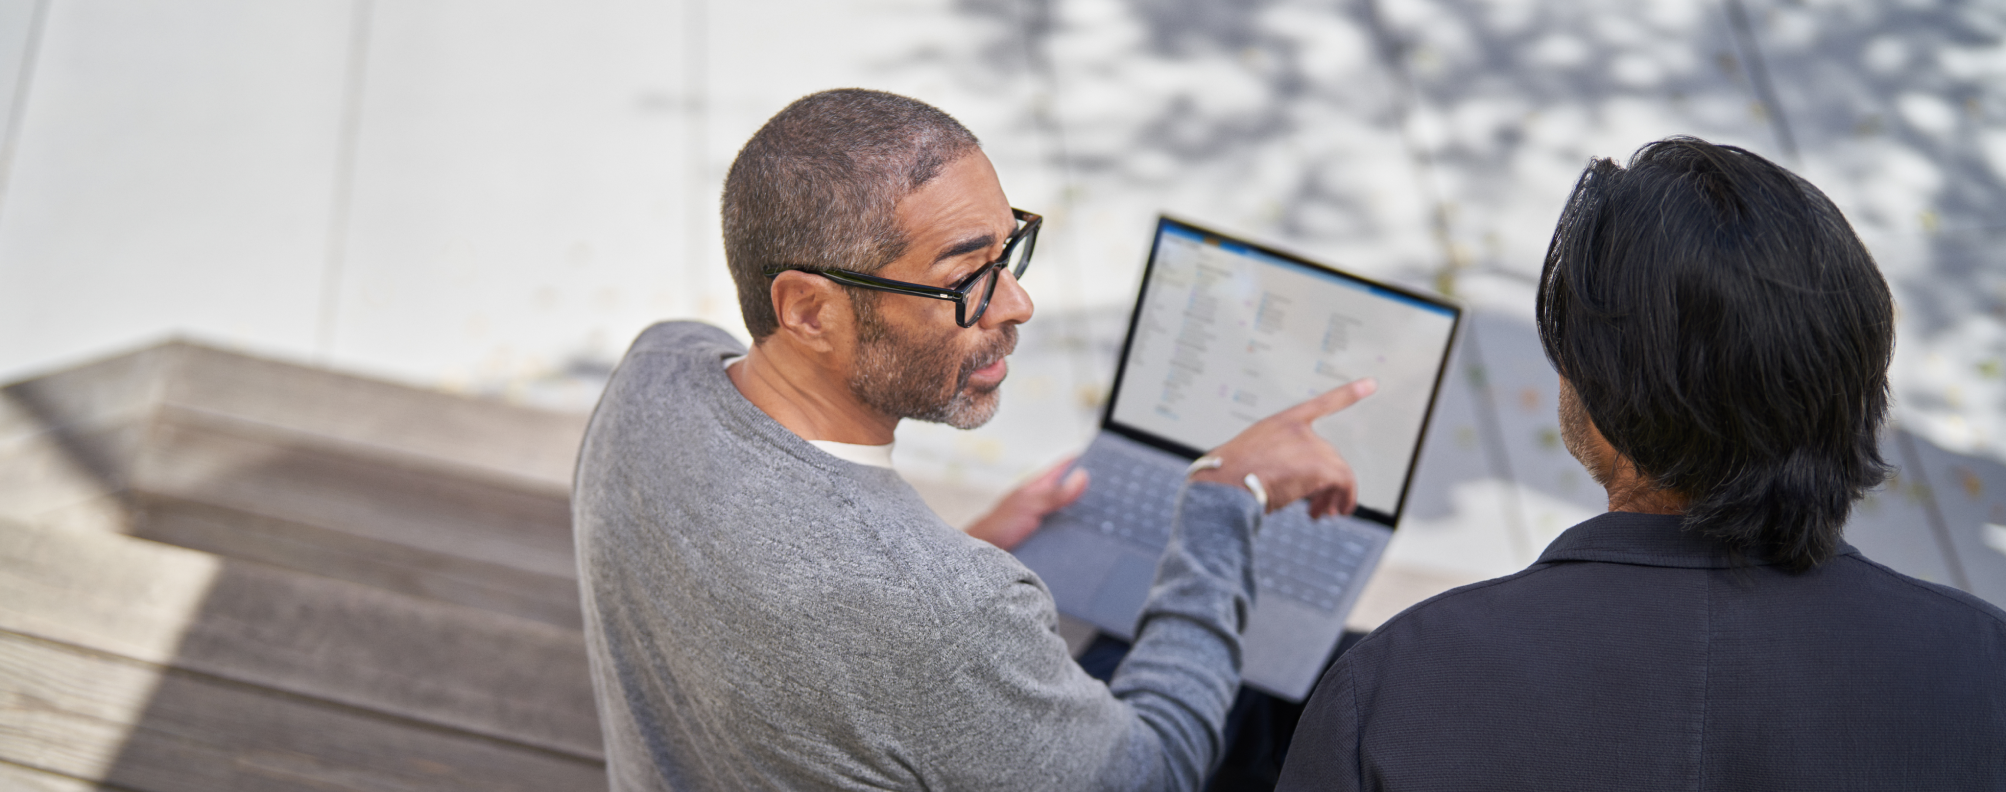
top-left (573, 88), bottom-right (1372, 791)
top-left (1276, 137), bottom-right (2006, 790)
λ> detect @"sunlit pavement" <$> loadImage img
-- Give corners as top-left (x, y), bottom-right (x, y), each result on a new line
top-left (0, 0), bottom-right (2000, 615)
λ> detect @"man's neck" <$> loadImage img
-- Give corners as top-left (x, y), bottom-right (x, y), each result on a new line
top-left (727, 341), bottom-right (897, 446)
top-left (1606, 484), bottom-right (1688, 515)
top-left (1599, 459), bottom-right (1689, 515)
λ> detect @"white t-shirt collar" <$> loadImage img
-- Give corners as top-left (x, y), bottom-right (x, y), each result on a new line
top-left (723, 354), bottom-right (896, 469)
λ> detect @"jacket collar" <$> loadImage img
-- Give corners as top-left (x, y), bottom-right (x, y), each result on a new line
top-left (1535, 511), bottom-right (1860, 569)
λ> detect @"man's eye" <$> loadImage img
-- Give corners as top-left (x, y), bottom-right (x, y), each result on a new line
top-left (951, 262), bottom-right (992, 286)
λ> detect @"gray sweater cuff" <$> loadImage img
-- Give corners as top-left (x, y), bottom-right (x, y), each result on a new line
top-left (1100, 481), bottom-right (1261, 789)
top-left (1149, 481), bottom-right (1260, 634)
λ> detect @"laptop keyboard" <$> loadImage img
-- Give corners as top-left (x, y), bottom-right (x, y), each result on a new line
top-left (1067, 436), bottom-right (1380, 613)
top-left (1069, 449), bottom-right (1181, 549)
top-left (1254, 514), bottom-right (1374, 612)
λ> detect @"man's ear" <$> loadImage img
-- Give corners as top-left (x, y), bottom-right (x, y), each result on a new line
top-left (769, 271), bottom-right (850, 353)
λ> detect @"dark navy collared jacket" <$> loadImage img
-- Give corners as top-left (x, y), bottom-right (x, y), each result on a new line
top-left (1278, 511), bottom-right (2006, 791)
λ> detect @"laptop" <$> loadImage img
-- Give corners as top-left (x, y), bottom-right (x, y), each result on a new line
top-left (1012, 216), bottom-right (1461, 701)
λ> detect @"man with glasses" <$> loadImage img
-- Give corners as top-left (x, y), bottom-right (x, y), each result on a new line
top-left (573, 89), bottom-right (1369, 791)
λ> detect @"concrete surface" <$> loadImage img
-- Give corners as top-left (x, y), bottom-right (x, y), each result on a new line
top-left (0, 0), bottom-right (2000, 605)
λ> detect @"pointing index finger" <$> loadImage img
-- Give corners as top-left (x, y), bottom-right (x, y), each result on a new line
top-left (1282, 377), bottom-right (1378, 422)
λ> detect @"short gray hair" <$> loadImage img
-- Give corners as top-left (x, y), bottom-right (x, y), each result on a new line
top-left (721, 89), bottom-right (982, 339)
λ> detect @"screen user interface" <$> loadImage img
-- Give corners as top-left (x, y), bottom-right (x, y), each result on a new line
top-left (1110, 221), bottom-right (1458, 519)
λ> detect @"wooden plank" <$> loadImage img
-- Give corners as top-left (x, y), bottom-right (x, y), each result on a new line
top-left (0, 521), bottom-right (601, 759)
top-left (0, 343), bottom-right (169, 444)
top-left (16, 497), bottom-right (132, 536)
top-left (133, 410), bottom-right (576, 579)
top-left (0, 517), bottom-right (221, 663)
top-left (0, 344), bottom-right (167, 524)
top-left (163, 343), bottom-right (587, 492)
top-left (0, 421), bottom-right (141, 528)
top-left (133, 493), bottom-right (581, 629)
top-left (3, 340), bottom-right (587, 501)
top-left (0, 631), bottom-right (161, 785)
top-left (0, 632), bottom-right (604, 792)
top-left (0, 760), bottom-right (102, 792)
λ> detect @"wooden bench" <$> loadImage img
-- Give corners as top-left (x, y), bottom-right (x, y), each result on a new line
top-left (0, 341), bottom-right (605, 790)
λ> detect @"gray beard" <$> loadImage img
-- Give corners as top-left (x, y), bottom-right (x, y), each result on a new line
top-left (848, 309), bottom-right (1015, 430)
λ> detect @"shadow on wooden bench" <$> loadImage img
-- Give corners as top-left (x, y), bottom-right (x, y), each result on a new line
top-left (0, 340), bottom-right (605, 790)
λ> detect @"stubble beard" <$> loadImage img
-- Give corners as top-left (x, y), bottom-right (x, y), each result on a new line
top-left (848, 298), bottom-right (1016, 430)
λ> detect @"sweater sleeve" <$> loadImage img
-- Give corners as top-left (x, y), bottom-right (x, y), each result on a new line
top-left (1101, 480), bottom-right (1261, 789)
top-left (903, 481), bottom-right (1260, 792)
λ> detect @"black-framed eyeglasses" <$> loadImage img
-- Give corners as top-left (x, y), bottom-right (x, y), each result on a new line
top-left (767, 208), bottom-right (1041, 328)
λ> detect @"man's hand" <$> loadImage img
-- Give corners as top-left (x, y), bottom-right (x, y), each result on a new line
top-left (1190, 378), bottom-right (1377, 519)
top-left (965, 458), bottom-right (1090, 551)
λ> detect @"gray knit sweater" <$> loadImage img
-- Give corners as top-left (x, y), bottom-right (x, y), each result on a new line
top-left (574, 322), bottom-right (1260, 791)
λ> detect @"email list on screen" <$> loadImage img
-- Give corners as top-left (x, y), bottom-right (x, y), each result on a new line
top-left (1112, 224), bottom-right (1457, 517)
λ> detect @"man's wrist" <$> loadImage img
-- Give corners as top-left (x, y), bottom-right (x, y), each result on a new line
top-left (1240, 472), bottom-right (1267, 511)
top-left (1187, 459), bottom-right (1267, 525)
top-left (1187, 456), bottom-right (1269, 517)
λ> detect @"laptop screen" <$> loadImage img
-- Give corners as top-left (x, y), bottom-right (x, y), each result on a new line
top-left (1104, 217), bottom-right (1462, 526)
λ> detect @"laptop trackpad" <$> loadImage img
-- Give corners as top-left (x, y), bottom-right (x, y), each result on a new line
top-left (1088, 551), bottom-right (1159, 639)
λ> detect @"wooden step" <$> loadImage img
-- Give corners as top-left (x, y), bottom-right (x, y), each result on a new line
top-left (1, 340), bottom-right (608, 790)
top-left (3, 340), bottom-right (588, 627)
top-left (0, 519), bottom-right (602, 763)
top-left (159, 342), bottom-right (586, 494)
top-left (132, 492), bottom-right (581, 630)
top-left (0, 760), bottom-right (99, 792)
top-left (0, 631), bottom-right (604, 792)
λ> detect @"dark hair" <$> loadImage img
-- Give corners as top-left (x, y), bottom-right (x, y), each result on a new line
top-left (721, 89), bottom-right (981, 339)
top-left (1536, 137), bottom-right (1895, 572)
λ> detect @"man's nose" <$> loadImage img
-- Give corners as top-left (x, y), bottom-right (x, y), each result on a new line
top-left (980, 267), bottom-right (1034, 328)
